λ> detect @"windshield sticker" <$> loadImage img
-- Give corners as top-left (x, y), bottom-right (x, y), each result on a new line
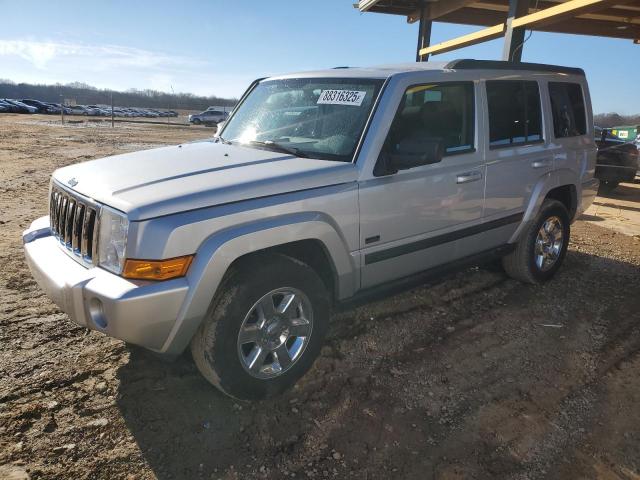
top-left (317, 90), bottom-right (367, 106)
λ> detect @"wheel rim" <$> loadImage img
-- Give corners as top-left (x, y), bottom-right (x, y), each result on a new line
top-left (534, 216), bottom-right (564, 272)
top-left (237, 288), bottom-right (313, 379)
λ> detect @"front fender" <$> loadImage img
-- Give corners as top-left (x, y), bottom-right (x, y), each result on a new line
top-left (159, 212), bottom-right (356, 355)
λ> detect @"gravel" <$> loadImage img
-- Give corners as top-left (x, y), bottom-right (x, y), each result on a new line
top-left (1, 114), bottom-right (639, 479)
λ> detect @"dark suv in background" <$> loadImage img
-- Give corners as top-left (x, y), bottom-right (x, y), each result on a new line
top-left (594, 126), bottom-right (639, 193)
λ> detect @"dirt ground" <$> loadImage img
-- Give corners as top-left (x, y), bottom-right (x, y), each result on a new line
top-left (1, 114), bottom-right (639, 480)
top-left (583, 182), bottom-right (640, 237)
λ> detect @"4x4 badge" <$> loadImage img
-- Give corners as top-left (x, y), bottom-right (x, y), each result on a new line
top-left (68, 177), bottom-right (78, 187)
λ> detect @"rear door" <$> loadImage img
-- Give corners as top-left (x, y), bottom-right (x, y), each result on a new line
top-left (483, 79), bottom-right (552, 247)
top-left (359, 81), bottom-right (485, 289)
top-left (547, 81), bottom-right (594, 187)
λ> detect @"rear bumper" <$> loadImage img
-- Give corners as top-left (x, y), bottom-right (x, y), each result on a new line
top-left (595, 164), bottom-right (638, 183)
top-left (23, 217), bottom-right (188, 351)
top-left (577, 178), bottom-right (599, 217)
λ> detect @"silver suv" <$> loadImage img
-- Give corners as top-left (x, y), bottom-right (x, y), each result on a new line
top-left (23, 60), bottom-right (598, 400)
top-left (188, 108), bottom-right (229, 126)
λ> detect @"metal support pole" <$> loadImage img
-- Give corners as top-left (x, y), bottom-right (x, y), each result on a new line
top-left (502, 0), bottom-right (530, 62)
top-left (416, 4), bottom-right (432, 62)
top-left (110, 92), bottom-right (114, 128)
top-left (60, 94), bottom-right (64, 125)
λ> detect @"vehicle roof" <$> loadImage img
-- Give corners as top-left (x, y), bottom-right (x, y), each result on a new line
top-left (269, 59), bottom-right (585, 81)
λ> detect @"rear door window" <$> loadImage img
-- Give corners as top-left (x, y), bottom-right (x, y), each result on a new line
top-left (486, 80), bottom-right (543, 148)
top-left (548, 82), bottom-right (587, 138)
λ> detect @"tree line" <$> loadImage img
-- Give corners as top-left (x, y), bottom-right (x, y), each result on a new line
top-left (0, 80), bottom-right (237, 110)
top-left (594, 112), bottom-right (640, 128)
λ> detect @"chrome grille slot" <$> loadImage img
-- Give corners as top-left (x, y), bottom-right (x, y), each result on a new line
top-left (49, 184), bottom-right (100, 264)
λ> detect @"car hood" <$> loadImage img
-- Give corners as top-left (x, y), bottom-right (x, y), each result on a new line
top-left (52, 141), bottom-right (358, 221)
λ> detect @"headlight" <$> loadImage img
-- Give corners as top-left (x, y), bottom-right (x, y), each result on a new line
top-left (98, 206), bottom-right (129, 274)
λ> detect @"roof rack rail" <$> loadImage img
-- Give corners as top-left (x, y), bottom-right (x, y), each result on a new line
top-left (445, 59), bottom-right (585, 76)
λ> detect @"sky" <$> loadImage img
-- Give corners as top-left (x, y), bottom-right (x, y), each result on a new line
top-left (0, 0), bottom-right (638, 114)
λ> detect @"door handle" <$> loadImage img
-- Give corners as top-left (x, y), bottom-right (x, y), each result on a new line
top-left (456, 171), bottom-right (483, 184)
top-left (531, 159), bottom-right (552, 169)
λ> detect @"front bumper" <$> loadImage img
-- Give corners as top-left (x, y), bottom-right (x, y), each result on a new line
top-left (23, 217), bottom-right (189, 351)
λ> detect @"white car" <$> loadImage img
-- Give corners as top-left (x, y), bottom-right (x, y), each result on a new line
top-left (188, 108), bottom-right (229, 125)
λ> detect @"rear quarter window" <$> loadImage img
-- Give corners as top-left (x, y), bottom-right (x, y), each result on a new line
top-left (548, 82), bottom-right (587, 138)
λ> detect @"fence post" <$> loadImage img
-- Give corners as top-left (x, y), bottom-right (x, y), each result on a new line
top-left (111, 92), bottom-right (114, 128)
top-left (60, 94), bottom-right (64, 125)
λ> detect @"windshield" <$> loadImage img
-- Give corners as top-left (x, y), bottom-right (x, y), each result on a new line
top-left (220, 77), bottom-right (384, 162)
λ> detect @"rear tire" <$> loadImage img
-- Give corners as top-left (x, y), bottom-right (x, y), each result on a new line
top-left (502, 199), bottom-right (570, 284)
top-left (191, 253), bottom-right (330, 400)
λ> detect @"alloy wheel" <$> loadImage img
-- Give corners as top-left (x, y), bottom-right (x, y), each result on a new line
top-left (237, 288), bottom-right (313, 379)
top-left (534, 216), bottom-right (564, 271)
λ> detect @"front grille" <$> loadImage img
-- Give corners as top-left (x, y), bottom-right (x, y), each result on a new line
top-left (49, 184), bottom-right (100, 265)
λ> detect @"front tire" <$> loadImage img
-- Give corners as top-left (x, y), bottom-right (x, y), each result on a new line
top-left (191, 253), bottom-right (330, 400)
top-left (502, 199), bottom-right (570, 284)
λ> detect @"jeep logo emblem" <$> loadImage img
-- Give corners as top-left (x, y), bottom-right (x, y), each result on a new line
top-left (68, 177), bottom-right (78, 187)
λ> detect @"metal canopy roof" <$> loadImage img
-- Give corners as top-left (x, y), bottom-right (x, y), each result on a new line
top-left (358, 0), bottom-right (640, 40)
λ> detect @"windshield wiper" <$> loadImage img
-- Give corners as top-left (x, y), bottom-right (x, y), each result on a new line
top-left (215, 135), bottom-right (231, 145)
top-left (247, 140), bottom-right (309, 158)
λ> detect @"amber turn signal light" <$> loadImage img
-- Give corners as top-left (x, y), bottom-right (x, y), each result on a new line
top-left (123, 255), bottom-right (194, 281)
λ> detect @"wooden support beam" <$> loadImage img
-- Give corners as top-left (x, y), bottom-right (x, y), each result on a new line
top-left (438, 8), bottom-right (640, 37)
top-left (419, 23), bottom-right (506, 55)
top-left (511, 0), bottom-right (635, 28)
top-left (420, 0), bottom-right (639, 56)
top-left (408, 0), bottom-right (477, 23)
top-left (358, 0), bottom-right (384, 12)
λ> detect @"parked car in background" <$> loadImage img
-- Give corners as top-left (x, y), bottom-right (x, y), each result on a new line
top-left (188, 108), bottom-right (228, 126)
top-left (43, 103), bottom-right (62, 114)
top-left (66, 105), bottom-right (88, 116)
top-left (85, 105), bottom-right (103, 116)
top-left (20, 99), bottom-right (55, 113)
top-left (86, 105), bottom-right (110, 116)
top-left (3, 99), bottom-right (38, 113)
top-left (594, 126), bottom-right (639, 193)
top-left (24, 60), bottom-right (598, 400)
top-left (0, 98), bottom-right (187, 118)
top-left (44, 103), bottom-right (71, 115)
top-left (0, 99), bottom-right (19, 112)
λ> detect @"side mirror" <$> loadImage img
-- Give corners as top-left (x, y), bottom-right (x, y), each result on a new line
top-left (375, 137), bottom-right (444, 176)
top-left (214, 121), bottom-right (225, 137)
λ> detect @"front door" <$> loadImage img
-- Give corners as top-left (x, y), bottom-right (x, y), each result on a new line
top-left (359, 81), bottom-right (485, 289)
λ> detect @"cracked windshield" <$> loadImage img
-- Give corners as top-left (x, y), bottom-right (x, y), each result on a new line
top-left (220, 78), bottom-right (383, 161)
